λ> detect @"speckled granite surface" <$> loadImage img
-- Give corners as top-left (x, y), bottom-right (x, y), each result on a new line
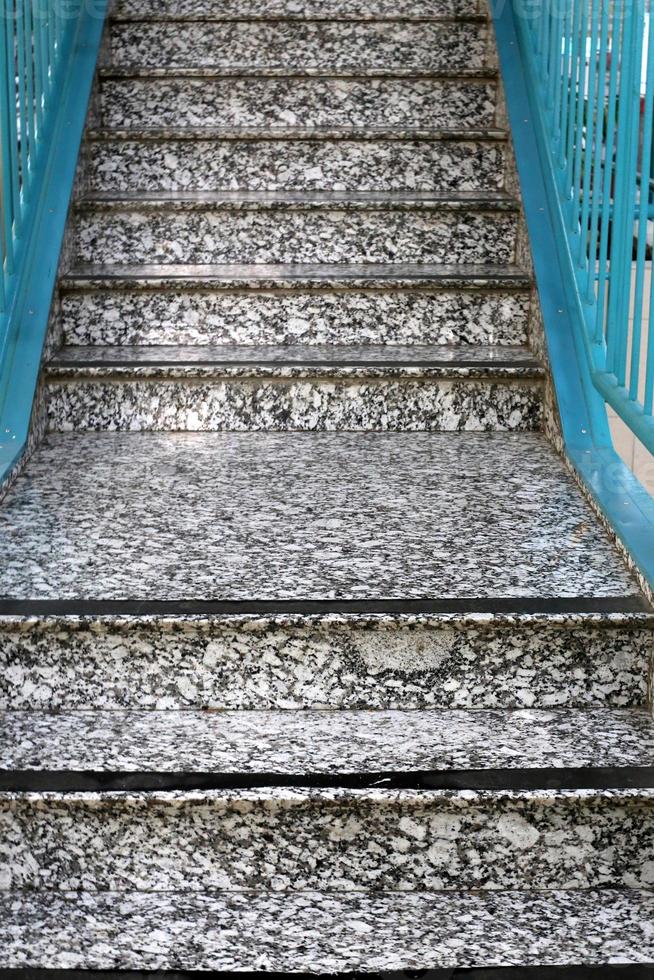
top-left (60, 265), bottom-right (532, 347)
top-left (49, 343), bottom-right (540, 367)
top-left (0, 431), bottom-right (641, 600)
top-left (45, 378), bottom-right (543, 432)
top-left (4, 889), bottom-right (654, 971)
top-left (100, 75), bottom-right (498, 129)
top-left (74, 193), bottom-right (518, 266)
top-left (111, 0), bottom-right (483, 19)
top-left (88, 131), bottom-right (507, 193)
top-left (109, 20), bottom-right (491, 70)
top-left (3, 707), bottom-right (654, 771)
top-left (3, 787), bottom-right (654, 891)
top-left (1, 614), bottom-right (650, 710)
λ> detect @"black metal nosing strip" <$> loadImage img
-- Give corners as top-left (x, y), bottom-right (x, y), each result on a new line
top-left (1, 964), bottom-right (654, 979)
top-left (3, 766), bottom-right (654, 793)
top-left (0, 596), bottom-right (651, 616)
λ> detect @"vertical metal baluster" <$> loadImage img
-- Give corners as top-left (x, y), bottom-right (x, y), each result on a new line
top-left (558, 0), bottom-right (573, 169)
top-left (586, 0), bottom-right (610, 306)
top-left (631, 9), bottom-right (654, 404)
top-left (577, 0), bottom-right (600, 276)
top-left (21, 0), bottom-right (34, 179)
top-left (31, 0), bottom-right (43, 134)
top-left (15, 0), bottom-right (28, 201)
top-left (0, 0), bottom-right (15, 291)
top-left (570, 0), bottom-right (590, 234)
top-left (595, 0), bottom-right (623, 343)
top-left (3, 0), bottom-right (21, 238)
top-left (607, 0), bottom-right (644, 384)
top-left (564, 0), bottom-right (584, 208)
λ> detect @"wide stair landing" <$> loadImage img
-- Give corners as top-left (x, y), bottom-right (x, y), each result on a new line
top-left (1, 0), bottom-right (654, 975)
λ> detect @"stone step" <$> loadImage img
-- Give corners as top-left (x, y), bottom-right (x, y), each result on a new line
top-left (98, 67), bottom-right (499, 129)
top-left (0, 430), bottom-right (650, 711)
top-left (106, 18), bottom-right (492, 71)
top-left (110, 0), bottom-right (484, 23)
top-left (3, 707), bottom-right (654, 778)
top-left (59, 263), bottom-right (533, 348)
top-left (43, 344), bottom-right (543, 433)
top-left (2, 782), bottom-right (654, 891)
top-left (3, 890), bottom-right (653, 972)
top-left (86, 127), bottom-right (509, 193)
top-left (74, 191), bottom-right (519, 266)
top-left (2, 708), bottom-right (654, 894)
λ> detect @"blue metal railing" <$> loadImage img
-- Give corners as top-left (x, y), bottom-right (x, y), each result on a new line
top-left (515, 0), bottom-right (654, 454)
top-left (0, 0), bottom-right (106, 483)
top-left (493, 0), bottom-right (654, 590)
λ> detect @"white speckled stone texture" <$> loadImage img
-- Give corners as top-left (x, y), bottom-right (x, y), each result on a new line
top-left (3, 889), bottom-right (654, 971)
top-left (99, 74), bottom-right (498, 129)
top-left (0, 430), bottom-right (642, 601)
top-left (0, 614), bottom-right (650, 710)
top-left (3, 786), bottom-right (654, 892)
top-left (4, 707), bottom-right (654, 771)
top-left (108, 19), bottom-right (493, 70)
top-left (87, 131), bottom-right (507, 193)
top-left (74, 195), bottom-right (519, 266)
top-left (60, 267), bottom-right (533, 347)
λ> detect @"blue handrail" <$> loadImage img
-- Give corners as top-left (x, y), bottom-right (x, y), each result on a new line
top-left (493, 0), bottom-right (654, 591)
top-left (515, 0), bottom-right (654, 454)
top-left (0, 0), bottom-right (106, 484)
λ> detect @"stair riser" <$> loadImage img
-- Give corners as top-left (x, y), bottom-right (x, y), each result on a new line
top-left (88, 138), bottom-right (507, 193)
top-left (108, 21), bottom-right (492, 70)
top-left (3, 791), bottom-right (653, 892)
top-left (0, 621), bottom-right (648, 710)
top-left (100, 77), bottom-right (498, 129)
top-left (45, 378), bottom-right (543, 433)
top-left (111, 0), bottom-right (482, 18)
top-left (61, 288), bottom-right (532, 347)
top-left (75, 209), bottom-right (517, 266)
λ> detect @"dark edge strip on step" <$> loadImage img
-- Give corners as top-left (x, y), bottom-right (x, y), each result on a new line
top-left (46, 359), bottom-right (543, 370)
top-left (0, 596), bottom-right (651, 617)
top-left (3, 766), bottom-right (654, 792)
top-left (1, 966), bottom-right (654, 979)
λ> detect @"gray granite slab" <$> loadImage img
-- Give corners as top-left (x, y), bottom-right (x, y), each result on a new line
top-left (60, 281), bottom-right (532, 347)
top-left (2, 786), bottom-right (654, 891)
top-left (5, 889), bottom-right (654, 971)
top-left (44, 376), bottom-right (543, 432)
top-left (111, 0), bottom-right (483, 21)
top-left (0, 429), bottom-right (640, 597)
top-left (3, 707), bottom-right (654, 772)
top-left (0, 431), bottom-right (642, 600)
top-left (74, 200), bottom-right (518, 265)
top-left (108, 20), bottom-right (490, 70)
top-left (49, 343), bottom-right (540, 368)
top-left (88, 133), bottom-right (506, 193)
top-left (0, 614), bottom-right (650, 710)
top-left (100, 75), bottom-right (498, 129)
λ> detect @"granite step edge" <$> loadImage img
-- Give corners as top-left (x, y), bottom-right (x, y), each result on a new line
top-left (59, 263), bottom-right (534, 291)
top-left (75, 189), bottom-right (520, 213)
top-left (86, 124), bottom-right (509, 142)
top-left (2, 889), bottom-right (654, 974)
top-left (2, 707), bottom-right (654, 780)
top-left (98, 64), bottom-right (499, 79)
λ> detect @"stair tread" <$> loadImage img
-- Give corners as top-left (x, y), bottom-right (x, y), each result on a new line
top-left (2, 707), bottom-right (654, 776)
top-left (109, 0), bottom-right (483, 21)
top-left (78, 188), bottom-right (519, 212)
top-left (2, 888), bottom-right (654, 971)
top-left (0, 431), bottom-right (643, 606)
top-left (61, 262), bottom-right (533, 289)
top-left (47, 343), bottom-right (542, 378)
top-left (100, 64), bottom-right (498, 78)
top-left (88, 124), bottom-right (508, 141)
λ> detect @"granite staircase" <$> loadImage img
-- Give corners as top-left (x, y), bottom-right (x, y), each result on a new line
top-left (1, 0), bottom-right (654, 975)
